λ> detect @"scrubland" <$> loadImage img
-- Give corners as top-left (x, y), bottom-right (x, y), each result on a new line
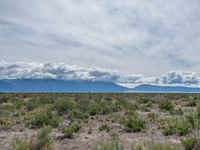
top-left (0, 93), bottom-right (200, 150)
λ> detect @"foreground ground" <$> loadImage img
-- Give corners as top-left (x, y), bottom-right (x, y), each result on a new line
top-left (0, 93), bottom-right (200, 150)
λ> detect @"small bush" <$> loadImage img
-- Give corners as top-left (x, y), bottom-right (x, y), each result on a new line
top-left (99, 124), bottom-right (110, 132)
top-left (34, 126), bottom-right (54, 150)
top-left (149, 143), bottom-right (179, 150)
top-left (54, 98), bottom-right (75, 114)
top-left (159, 117), bottom-right (192, 136)
top-left (11, 126), bottom-right (54, 150)
top-left (92, 141), bottom-right (123, 150)
top-left (176, 122), bottom-right (191, 136)
top-left (88, 103), bottom-right (102, 115)
top-left (131, 143), bottom-right (179, 150)
top-left (186, 113), bottom-right (196, 129)
top-left (170, 107), bottom-right (183, 115)
top-left (0, 96), bottom-right (9, 103)
top-left (61, 122), bottom-right (81, 138)
top-left (185, 99), bottom-right (196, 107)
top-left (139, 97), bottom-right (150, 104)
top-left (0, 117), bottom-right (12, 130)
top-left (163, 127), bottom-right (176, 136)
top-left (181, 136), bottom-right (197, 150)
top-left (139, 104), bottom-right (150, 112)
top-left (31, 110), bottom-right (59, 128)
top-left (159, 100), bottom-right (174, 111)
top-left (121, 100), bottom-right (139, 111)
top-left (26, 98), bottom-right (41, 111)
top-left (100, 102), bottom-right (119, 115)
top-left (131, 144), bottom-right (145, 150)
top-left (148, 112), bottom-right (157, 122)
top-left (92, 135), bottom-right (123, 150)
top-left (11, 137), bottom-right (32, 150)
top-left (68, 109), bottom-right (89, 120)
top-left (121, 112), bottom-right (146, 133)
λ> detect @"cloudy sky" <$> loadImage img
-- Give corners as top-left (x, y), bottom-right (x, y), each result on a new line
top-left (0, 0), bottom-right (200, 87)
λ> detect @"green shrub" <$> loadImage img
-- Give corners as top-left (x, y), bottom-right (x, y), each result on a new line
top-left (31, 110), bottom-right (59, 128)
top-left (92, 136), bottom-right (123, 150)
top-left (34, 126), bottom-right (54, 150)
top-left (131, 143), bottom-right (179, 150)
top-left (0, 117), bottom-right (12, 130)
top-left (26, 98), bottom-right (41, 111)
top-left (100, 102), bottom-right (118, 115)
top-left (88, 101), bottom-right (120, 116)
top-left (62, 122), bottom-right (81, 138)
top-left (181, 136), bottom-right (197, 150)
top-left (176, 122), bottom-right (191, 136)
top-left (77, 99), bottom-right (91, 112)
top-left (68, 109), bottom-right (89, 120)
top-left (148, 112), bottom-right (157, 122)
top-left (0, 102), bottom-right (15, 114)
top-left (163, 127), bottom-right (176, 136)
top-left (170, 108), bottom-right (183, 115)
top-left (159, 100), bottom-right (174, 111)
top-left (0, 96), bottom-right (9, 103)
top-left (139, 104), bottom-right (150, 112)
top-left (89, 103), bottom-right (102, 115)
top-left (149, 143), bottom-right (179, 150)
top-left (185, 99), bottom-right (196, 107)
top-left (15, 100), bottom-right (25, 110)
top-left (159, 117), bottom-right (192, 136)
top-left (131, 144), bottom-right (145, 150)
top-left (54, 98), bottom-right (75, 114)
top-left (11, 137), bottom-right (32, 150)
top-left (139, 97), bottom-right (150, 104)
top-left (186, 113), bottom-right (196, 129)
top-left (11, 126), bottom-right (54, 150)
top-left (92, 141), bottom-right (123, 150)
top-left (121, 112), bottom-right (146, 133)
top-left (99, 124), bottom-right (110, 132)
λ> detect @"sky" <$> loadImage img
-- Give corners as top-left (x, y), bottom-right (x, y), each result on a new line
top-left (0, 0), bottom-right (200, 87)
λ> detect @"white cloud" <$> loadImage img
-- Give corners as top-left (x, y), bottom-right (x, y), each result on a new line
top-left (0, 0), bottom-right (200, 75)
top-left (159, 71), bottom-right (199, 85)
top-left (0, 61), bottom-right (200, 87)
top-left (0, 60), bottom-right (140, 83)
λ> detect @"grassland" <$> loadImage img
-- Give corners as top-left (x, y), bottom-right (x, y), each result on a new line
top-left (0, 93), bottom-right (200, 150)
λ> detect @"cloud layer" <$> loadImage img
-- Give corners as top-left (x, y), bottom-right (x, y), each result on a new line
top-left (0, 61), bottom-right (199, 87)
top-left (0, 0), bottom-right (200, 75)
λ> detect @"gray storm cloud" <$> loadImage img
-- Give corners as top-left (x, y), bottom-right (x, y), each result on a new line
top-left (0, 61), bottom-right (199, 87)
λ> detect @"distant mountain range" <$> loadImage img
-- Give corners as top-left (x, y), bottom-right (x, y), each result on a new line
top-left (129, 84), bottom-right (200, 93)
top-left (0, 79), bottom-right (200, 93)
top-left (0, 79), bottom-right (128, 92)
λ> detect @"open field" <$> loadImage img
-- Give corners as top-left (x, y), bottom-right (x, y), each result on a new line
top-left (0, 93), bottom-right (200, 150)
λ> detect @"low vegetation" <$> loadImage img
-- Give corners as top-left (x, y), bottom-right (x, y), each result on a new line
top-left (121, 111), bottom-right (146, 132)
top-left (158, 117), bottom-right (192, 136)
top-left (61, 122), bottom-right (81, 138)
top-left (30, 110), bottom-right (59, 128)
top-left (11, 126), bottom-right (54, 150)
top-left (131, 143), bottom-right (179, 150)
top-left (181, 136), bottom-right (197, 150)
top-left (0, 93), bottom-right (200, 149)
